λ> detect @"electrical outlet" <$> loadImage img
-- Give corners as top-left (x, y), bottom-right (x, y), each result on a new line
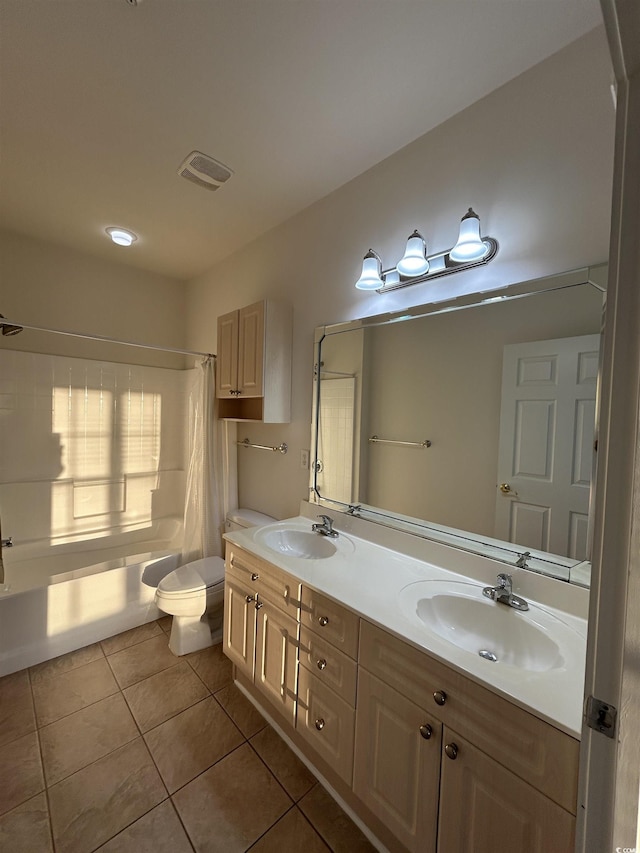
top-left (300, 449), bottom-right (310, 470)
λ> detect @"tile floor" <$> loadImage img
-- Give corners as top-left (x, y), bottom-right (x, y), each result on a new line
top-left (0, 617), bottom-right (376, 853)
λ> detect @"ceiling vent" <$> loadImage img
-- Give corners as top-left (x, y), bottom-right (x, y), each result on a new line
top-left (178, 151), bottom-right (234, 192)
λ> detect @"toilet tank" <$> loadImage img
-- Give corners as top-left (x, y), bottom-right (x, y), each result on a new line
top-left (225, 508), bottom-right (276, 532)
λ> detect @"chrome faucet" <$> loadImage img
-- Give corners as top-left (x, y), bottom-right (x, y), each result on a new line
top-left (311, 515), bottom-right (338, 537)
top-left (482, 573), bottom-right (529, 611)
top-left (1, 537), bottom-right (13, 548)
top-left (515, 550), bottom-right (531, 568)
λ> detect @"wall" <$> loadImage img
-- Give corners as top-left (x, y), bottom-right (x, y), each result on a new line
top-left (186, 27), bottom-right (615, 521)
top-left (0, 229), bottom-right (189, 369)
top-left (0, 349), bottom-right (189, 554)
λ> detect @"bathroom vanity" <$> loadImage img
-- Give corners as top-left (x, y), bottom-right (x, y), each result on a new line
top-left (222, 508), bottom-right (586, 853)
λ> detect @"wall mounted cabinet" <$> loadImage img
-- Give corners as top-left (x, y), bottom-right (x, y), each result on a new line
top-left (216, 300), bottom-right (292, 423)
top-left (223, 545), bottom-right (579, 853)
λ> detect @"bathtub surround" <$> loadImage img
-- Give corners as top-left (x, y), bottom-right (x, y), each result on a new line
top-left (0, 620), bottom-right (371, 852)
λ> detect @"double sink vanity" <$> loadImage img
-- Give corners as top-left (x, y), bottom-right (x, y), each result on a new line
top-left (222, 502), bottom-right (587, 853)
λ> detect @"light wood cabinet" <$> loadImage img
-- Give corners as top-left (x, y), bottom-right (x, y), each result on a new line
top-left (438, 729), bottom-right (575, 852)
top-left (216, 300), bottom-right (292, 423)
top-left (223, 547), bottom-right (580, 853)
top-left (223, 544), bottom-right (299, 724)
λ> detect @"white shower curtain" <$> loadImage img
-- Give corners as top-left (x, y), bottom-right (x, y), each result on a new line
top-left (182, 356), bottom-right (223, 562)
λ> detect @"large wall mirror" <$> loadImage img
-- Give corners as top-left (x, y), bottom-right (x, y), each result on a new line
top-left (311, 266), bottom-right (606, 587)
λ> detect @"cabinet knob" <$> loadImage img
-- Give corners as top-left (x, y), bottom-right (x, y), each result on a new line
top-left (444, 742), bottom-right (459, 760)
top-left (318, 616), bottom-right (329, 627)
top-left (433, 690), bottom-right (447, 706)
top-left (315, 718), bottom-right (325, 731)
top-left (316, 658), bottom-right (327, 671)
top-left (419, 724), bottom-right (433, 740)
top-left (251, 573), bottom-right (260, 581)
top-left (245, 594), bottom-right (255, 603)
top-left (255, 601), bottom-right (263, 610)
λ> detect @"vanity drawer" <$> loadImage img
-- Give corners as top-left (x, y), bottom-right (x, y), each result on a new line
top-left (296, 666), bottom-right (355, 785)
top-left (299, 625), bottom-right (358, 706)
top-left (300, 586), bottom-right (359, 659)
top-left (359, 620), bottom-right (579, 814)
top-left (225, 544), bottom-right (300, 619)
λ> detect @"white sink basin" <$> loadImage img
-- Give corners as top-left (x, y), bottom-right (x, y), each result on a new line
top-left (398, 580), bottom-right (579, 672)
top-left (255, 526), bottom-right (338, 559)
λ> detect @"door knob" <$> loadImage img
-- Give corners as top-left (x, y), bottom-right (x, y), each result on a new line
top-left (499, 483), bottom-right (512, 494)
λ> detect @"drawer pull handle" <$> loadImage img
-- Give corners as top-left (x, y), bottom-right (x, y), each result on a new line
top-left (283, 585), bottom-right (289, 600)
top-left (315, 718), bottom-right (325, 731)
top-left (316, 659), bottom-right (327, 671)
top-left (433, 690), bottom-right (447, 707)
top-left (445, 742), bottom-right (459, 760)
top-left (318, 616), bottom-right (329, 627)
top-left (255, 601), bottom-right (263, 610)
top-left (245, 595), bottom-right (255, 603)
top-left (419, 724), bottom-right (432, 740)
top-left (251, 573), bottom-right (260, 581)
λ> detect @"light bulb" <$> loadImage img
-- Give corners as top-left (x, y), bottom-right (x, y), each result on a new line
top-left (355, 250), bottom-right (384, 290)
top-left (449, 209), bottom-right (489, 262)
top-left (396, 230), bottom-right (429, 277)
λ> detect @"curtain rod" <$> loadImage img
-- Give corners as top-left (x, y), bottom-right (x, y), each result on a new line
top-left (0, 318), bottom-right (215, 359)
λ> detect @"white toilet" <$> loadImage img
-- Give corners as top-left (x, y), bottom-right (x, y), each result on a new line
top-left (156, 508), bottom-right (275, 656)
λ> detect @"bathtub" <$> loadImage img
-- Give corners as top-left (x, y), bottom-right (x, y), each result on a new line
top-left (0, 521), bottom-right (183, 676)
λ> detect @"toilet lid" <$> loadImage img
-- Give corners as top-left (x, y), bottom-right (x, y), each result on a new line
top-left (157, 557), bottom-right (225, 595)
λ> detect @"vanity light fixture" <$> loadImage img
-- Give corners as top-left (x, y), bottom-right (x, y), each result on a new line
top-left (105, 227), bottom-right (138, 247)
top-left (355, 208), bottom-right (497, 293)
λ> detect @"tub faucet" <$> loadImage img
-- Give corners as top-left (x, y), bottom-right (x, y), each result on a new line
top-left (312, 515), bottom-right (338, 538)
top-left (482, 573), bottom-right (529, 611)
top-left (515, 550), bottom-right (531, 568)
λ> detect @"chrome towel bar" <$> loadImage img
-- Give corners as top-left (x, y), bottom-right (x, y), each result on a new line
top-left (368, 435), bottom-right (432, 448)
top-left (237, 438), bottom-right (288, 454)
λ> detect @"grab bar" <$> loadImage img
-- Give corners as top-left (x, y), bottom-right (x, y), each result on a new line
top-left (237, 438), bottom-right (288, 454)
top-left (368, 435), bottom-right (432, 448)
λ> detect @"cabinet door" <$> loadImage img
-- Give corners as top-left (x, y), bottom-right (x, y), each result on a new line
top-left (223, 575), bottom-right (255, 679)
top-left (353, 670), bottom-right (441, 853)
top-left (216, 310), bottom-right (239, 398)
top-left (438, 729), bottom-right (575, 853)
top-left (254, 597), bottom-right (298, 724)
top-left (237, 301), bottom-right (265, 398)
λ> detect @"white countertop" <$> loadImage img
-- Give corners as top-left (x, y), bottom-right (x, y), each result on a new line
top-left (224, 509), bottom-right (588, 738)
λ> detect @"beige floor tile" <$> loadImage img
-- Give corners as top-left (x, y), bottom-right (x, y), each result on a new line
top-left (100, 620), bottom-right (163, 656)
top-left (48, 737), bottom-right (167, 853)
top-left (32, 657), bottom-right (119, 727)
top-left (0, 792), bottom-right (53, 853)
top-left (299, 784), bottom-right (377, 853)
top-left (173, 742), bottom-right (292, 853)
top-left (0, 731), bottom-right (44, 816)
top-left (107, 634), bottom-right (177, 689)
top-left (250, 807), bottom-right (330, 852)
top-left (157, 615), bottom-right (172, 634)
top-left (250, 726), bottom-right (316, 801)
top-left (0, 669), bottom-right (36, 749)
top-left (214, 683), bottom-right (267, 738)
top-left (29, 643), bottom-right (104, 684)
top-left (123, 660), bottom-right (208, 732)
top-left (144, 697), bottom-right (244, 793)
top-left (96, 800), bottom-right (192, 853)
top-left (40, 693), bottom-right (139, 786)
top-left (185, 642), bottom-right (232, 692)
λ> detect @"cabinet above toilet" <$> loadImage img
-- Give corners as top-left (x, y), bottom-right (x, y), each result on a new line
top-left (216, 300), bottom-right (292, 423)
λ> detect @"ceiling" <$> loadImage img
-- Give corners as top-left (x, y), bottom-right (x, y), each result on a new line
top-left (0, 1), bottom-right (602, 281)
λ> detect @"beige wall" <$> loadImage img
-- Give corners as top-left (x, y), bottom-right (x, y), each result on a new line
top-left (186, 28), bottom-right (615, 520)
top-left (0, 229), bottom-right (188, 368)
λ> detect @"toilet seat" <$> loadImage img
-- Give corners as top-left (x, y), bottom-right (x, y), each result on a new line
top-left (156, 557), bottom-right (225, 597)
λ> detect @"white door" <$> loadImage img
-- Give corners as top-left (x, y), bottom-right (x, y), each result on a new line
top-left (494, 334), bottom-right (600, 559)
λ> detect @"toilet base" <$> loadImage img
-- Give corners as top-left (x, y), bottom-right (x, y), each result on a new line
top-left (168, 613), bottom-right (213, 656)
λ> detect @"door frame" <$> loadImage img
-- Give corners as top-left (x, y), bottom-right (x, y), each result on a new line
top-left (579, 3), bottom-right (640, 849)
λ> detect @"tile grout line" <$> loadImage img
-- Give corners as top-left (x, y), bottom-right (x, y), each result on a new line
top-left (26, 665), bottom-right (56, 853)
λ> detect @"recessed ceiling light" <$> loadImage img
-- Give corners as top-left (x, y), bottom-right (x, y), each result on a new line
top-left (106, 227), bottom-right (137, 247)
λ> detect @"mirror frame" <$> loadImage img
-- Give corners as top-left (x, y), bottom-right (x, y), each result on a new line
top-left (310, 265), bottom-right (607, 585)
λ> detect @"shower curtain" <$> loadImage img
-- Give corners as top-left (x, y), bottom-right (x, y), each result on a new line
top-left (182, 356), bottom-right (224, 562)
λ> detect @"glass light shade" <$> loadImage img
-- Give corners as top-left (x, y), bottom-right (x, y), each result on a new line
top-left (449, 209), bottom-right (489, 262)
top-left (106, 227), bottom-right (137, 246)
top-left (355, 250), bottom-right (384, 290)
top-left (396, 230), bottom-right (429, 277)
